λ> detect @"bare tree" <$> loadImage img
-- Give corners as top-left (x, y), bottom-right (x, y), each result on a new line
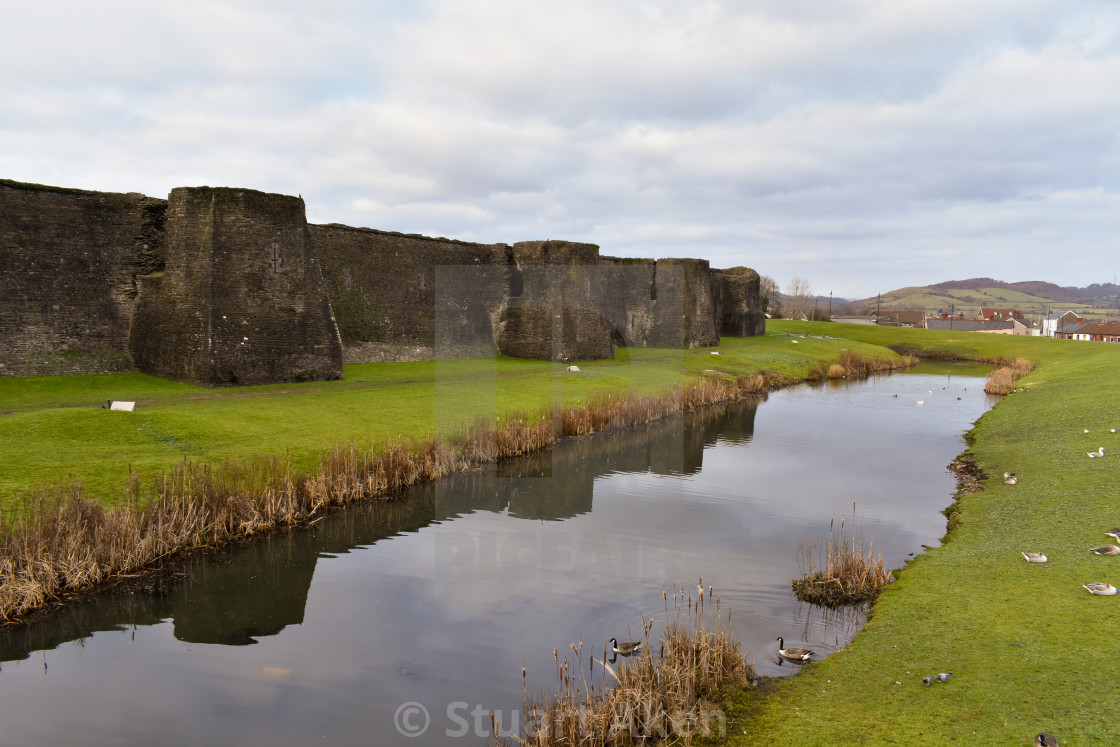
top-left (784, 276), bottom-right (814, 321)
top-left (759, 275), bottom-right (781, 318)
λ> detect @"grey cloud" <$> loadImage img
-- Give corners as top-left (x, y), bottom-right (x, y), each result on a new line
top-left (2, 0), bottom-right (1120, 298)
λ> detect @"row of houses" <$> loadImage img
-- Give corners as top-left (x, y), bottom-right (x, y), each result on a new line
top-left (869, 308), bottom-right (1119, 340)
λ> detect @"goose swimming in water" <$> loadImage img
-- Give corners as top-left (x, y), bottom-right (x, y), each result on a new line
top-left (1083, 582), bottom-right (1119, 595)
top-left (1089, 545), bottom-right (1120, 556)
top-left (1023, 552), bottom-right (1048, 563)
top-left (776, 637), bottom-right (814, 662)
top-left (608, 638), bottom-right (643, 656)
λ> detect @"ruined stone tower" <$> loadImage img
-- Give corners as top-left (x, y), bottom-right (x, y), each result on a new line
top-left (129, 187), bottom-right (344, 385)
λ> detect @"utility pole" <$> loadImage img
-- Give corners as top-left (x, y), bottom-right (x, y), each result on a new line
top-left (876, 293), bottom-right (881, 324)
top-left (829, 290), bottom-right (833, 320)
top-left (949, 304), bottom-right (954, 331)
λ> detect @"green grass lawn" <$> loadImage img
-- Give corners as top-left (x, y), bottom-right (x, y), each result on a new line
top-left (709, 322), bottom-right (1120, 746)
top-left (0, 334), bottom-right (901, 511)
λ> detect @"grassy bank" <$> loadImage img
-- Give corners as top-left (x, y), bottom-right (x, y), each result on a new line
top-left (711, 322), bottom-right (1120, 745)
top-left (1, 334), bottom-right (911, 622)
top-left (0, 339), bottom-right (900, 510)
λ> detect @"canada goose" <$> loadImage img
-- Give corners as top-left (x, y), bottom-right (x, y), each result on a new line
top-left (1105, 528), bottom-right (1120, 543)
top-left (1083, 582), bottom-right (1119, 595)
top-left (1034, 733), bottom-right (1058, 747)
top-left (1004, 472), bottom-right (1018, 485)
top-left (1089, 545), bottom-right (1120, 556)
top-left (608, 638), bottom-right (642, 656)
top-left (1088, 447), bottom-right (1104, 458)
top-left (776, 637), bottom-right (814, 662)
top-left (1022, 552), bottom-right (1048, 563)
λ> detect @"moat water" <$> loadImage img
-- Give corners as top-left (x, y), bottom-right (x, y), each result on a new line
top-left (0, 364), bottom-right (997, 745)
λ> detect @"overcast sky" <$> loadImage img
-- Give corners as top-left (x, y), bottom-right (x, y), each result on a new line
top-left (3, 1), bottom-right (1119, 299)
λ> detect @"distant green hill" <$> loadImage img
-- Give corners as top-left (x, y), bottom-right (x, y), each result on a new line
top-left (852, 279), bottom-right (1120, 321)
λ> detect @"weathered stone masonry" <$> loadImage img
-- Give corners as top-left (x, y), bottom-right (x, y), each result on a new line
top-left (1, 179), bottom-right (765, 384)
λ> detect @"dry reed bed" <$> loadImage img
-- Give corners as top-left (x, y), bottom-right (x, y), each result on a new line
top-left (0, 370), bottom-right (801, 623)
top-left (504, 584), bottom-right (751, 746)
top-left (809, 350), bottom-right (920, 382)
top-left (792, 505), bottom-right (894, 607)
top-left (983, 356), bottom-right (1035, 395)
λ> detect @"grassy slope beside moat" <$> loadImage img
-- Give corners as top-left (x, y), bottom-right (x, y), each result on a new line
top-left (0, 335), bottom-right (897, 511)
top-left (711, 322), bottom-right (1120, 746)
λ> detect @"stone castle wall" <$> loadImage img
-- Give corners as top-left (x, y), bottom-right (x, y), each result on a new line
top-left (1, 179), bottom-right (765, 383)
top-left (130, 187), bottom-right (344, 385)
top-left (0, 180), bottom-right (165, 376)
top-left (718, 267), bottom-right (766, 338)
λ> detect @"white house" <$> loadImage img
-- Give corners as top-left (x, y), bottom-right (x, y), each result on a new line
top-left (1042, 310), bottom-right (1082, 337)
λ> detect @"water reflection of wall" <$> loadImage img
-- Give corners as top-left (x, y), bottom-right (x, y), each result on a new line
top-left (432, 400), bottom-right (758, 521)
top-left (0, 399), bottom-right (757, 661)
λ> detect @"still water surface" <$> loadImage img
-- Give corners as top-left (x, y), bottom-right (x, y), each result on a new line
top-left (0, 366), bottom-right (997, 745)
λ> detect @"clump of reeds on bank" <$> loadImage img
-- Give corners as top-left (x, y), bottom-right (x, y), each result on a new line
top-left (792, 505), bottom-right (893, 607)
top-left (0, 375), bottom-right (772, 623)
top-left (983, 357), bottom-right (1035, 395)
top-left (499, 583), bottom-right (751, 746)
top-left (808, 350), bottom-right (919, 382)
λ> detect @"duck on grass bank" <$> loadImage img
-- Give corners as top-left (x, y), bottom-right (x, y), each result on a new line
top-left (1106, 528), bottom-right (1120, 543)
top-left (608, 638), bottom-right (643, 657)
top-left (1022, 552), bottom-right (1048, 563)
top-left (776, 637), bottom-right (814, 662)
top-left (1087, 447), bottom-right (1105, 458)
top-left (1089, 545), bottom-right (1120, 556)
top-left (1034, 732), bottom-right (1059, 746)
top-left (1004, 472), bottom-right (1018, 485)
top-left (1083, 582), bottom-right (1118, 596)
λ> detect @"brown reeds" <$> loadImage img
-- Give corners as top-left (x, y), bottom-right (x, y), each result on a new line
top-left (0, 374), bottom-right (778, 623)
top-left (984, 357), bottom-right (1034, 395)
top-left (504, 583), bottom-right (751, 746)
top-left (792, 505), bottom-right (894, 607)
top-left (808, 350), bottom-right (917, 382)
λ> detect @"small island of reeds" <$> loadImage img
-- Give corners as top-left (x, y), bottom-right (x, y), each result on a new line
top-left (791, 506), bottom-right (893, 607)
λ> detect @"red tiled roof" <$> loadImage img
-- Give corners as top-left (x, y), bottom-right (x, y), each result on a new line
top-left (1078, 322), bottom-right (1120, 336)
